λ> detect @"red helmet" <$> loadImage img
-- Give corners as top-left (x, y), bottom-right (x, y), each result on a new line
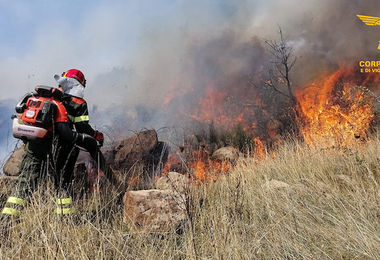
top-left (62, 69), bottom-right (86, 87)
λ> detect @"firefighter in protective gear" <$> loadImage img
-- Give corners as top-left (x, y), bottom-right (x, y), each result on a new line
top-left (1, 86), bottom-right (98, 218)
top-left (55, 69), bottom-right (104, 146)
top-left (54, 69), bottom-right (107, 190)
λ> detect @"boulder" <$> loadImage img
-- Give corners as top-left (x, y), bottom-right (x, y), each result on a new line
top-left (154, 172), bottom-right (190, 193)
top-left (3, 146), bottom-right (25, 176)
top-left (211, 146), bottom-right (239, 164)
top-left (123, 189), bottom-right (187, 233)
top-left (107, 130), bottom-right (169, 190)
top-left (114, 130), bottom-right (158, 170)
top-left (263, 179), bottom-right (290, 191)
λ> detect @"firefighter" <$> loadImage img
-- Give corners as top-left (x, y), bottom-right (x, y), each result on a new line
top-left (55, 69), bottom-right (104, 147)
top-left (1, 86), bottom-right (98, 219)
top-left (54, 69), bottom-right (108, 190)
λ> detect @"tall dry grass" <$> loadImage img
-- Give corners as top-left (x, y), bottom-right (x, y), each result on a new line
top-left (0, 133), bottom-right (379, 259)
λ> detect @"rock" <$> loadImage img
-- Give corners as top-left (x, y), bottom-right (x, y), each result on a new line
top-left (263, 180), bottom-right (290, 191)
top-left (154, 172), bottom-right (190, 193)
top-left (3, 146), bottom-right (25, 176)
top-left (336, 174), bottom-right (353, 186)
top-left (101, 147), bottom-right (116, 166)
top-left (211, 146), bottom-right (239, 163)
top-left (114, 130), bottom-right (158, 170)
top-left (0, 176), bottom-right (18, 208)
top-left (123, 189), bottom-right (187, 233)
top-left (108, 130), bottom-right (169, 190)
top-left (144, 141), bottom-right (170, 174)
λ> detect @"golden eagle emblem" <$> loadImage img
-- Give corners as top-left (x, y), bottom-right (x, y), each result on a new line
top-left (357, 15), bottom-right (380, 26)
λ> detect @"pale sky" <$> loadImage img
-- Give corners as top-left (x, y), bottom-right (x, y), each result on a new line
top-left (0, 0), bottom-right (244, 101)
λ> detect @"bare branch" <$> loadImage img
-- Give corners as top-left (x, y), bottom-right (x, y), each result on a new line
top-left (264, 26), bottom-right (297, 104)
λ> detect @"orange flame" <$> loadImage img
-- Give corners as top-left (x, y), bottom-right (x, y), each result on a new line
top-left (296, 68), bottom-right (379, 148)
top-left (189, 151), bottom-right (231, 185)
top-left (189, 85), bottom-right (257, 133)
top-left (253, 137), bottom-right (266, 159)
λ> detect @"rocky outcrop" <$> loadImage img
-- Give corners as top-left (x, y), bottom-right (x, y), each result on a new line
top-left (3, 146), bottom-right (25, 176)
top-left (154, 172), bottom-right (190, 193)
top-left (211, 146), bottom-right (239, 164)
top-left (123, 189), bottom-right (187, 233)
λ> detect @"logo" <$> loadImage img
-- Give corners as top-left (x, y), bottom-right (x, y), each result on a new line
top-left (18, 127), bottom-right (34, 133)
top-left (25, 110), bottom-right (35, 118)
top-left (357, 15), bottom-right (380, 26)
top-left (357, 15), bottom-right (380, 50)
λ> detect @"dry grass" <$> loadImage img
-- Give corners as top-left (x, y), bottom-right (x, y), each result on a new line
top-left (0, 134), bottom-right (379, 259)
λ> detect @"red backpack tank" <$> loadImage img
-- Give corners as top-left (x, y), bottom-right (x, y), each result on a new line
top-left (13, 86), bottom-right (65, 141)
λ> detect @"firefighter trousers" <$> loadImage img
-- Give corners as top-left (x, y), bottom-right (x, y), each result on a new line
top-left (1, 137), bottom-right (79, 218)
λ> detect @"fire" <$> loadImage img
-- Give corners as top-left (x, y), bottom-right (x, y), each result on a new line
top-left (162, 79), bottom-right (179, 106)
top-left (162, 154), bottom-right (185, 175)
top-left (189, 85), bottom-right (257, 133)
top-left (161, 151), bottom-right (232, 185)
top-left (296, 68), bottom-right (379, 148)
top-left (189, 151), bottom-right (231, 185)
top-left (253, 137), bottom-right (266, 159)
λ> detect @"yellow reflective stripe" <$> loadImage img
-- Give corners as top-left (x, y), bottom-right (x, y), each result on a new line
top-left (68, 115), bottom-right (89, 123)
top-left (56, 208), bottom-right (75, 215)
top-left (56, 198), bottom-right (72, 205)
top-left (7, 196), bottom-right (27, 207)
top-left (2, 207), bottom-right (21, 216)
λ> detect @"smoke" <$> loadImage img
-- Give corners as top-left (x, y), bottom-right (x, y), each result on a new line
top-left (1, 0), bottom-right (379, 161)
top-left (0, 99), bottom-right (17, 172)
top-left (115, 0), bottom-right (380, 135)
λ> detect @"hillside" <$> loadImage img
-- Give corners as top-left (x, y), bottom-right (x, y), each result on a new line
top-left (0, 134), bottom-right (379, 259)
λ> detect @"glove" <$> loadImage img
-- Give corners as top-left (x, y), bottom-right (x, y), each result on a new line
top-left (93, 131), bottom-right (104, 147)
top-left (76, 133), bottom-right (98, 158)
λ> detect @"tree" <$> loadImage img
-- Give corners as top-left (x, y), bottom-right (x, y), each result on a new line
top-left (264, 27), bottom-right (298, 106)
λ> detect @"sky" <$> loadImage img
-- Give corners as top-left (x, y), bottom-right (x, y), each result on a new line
top-left (0, 0), bottom-right (173, 98)
top-left (0, 0), bottom-right (247, 101)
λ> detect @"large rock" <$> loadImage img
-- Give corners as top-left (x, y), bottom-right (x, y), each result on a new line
top-left (106, 130), bottom-right (169, 190)
top-left (154, 172), bottom-right (190, 193)
top-left (114, 130), bottom-right (158, 169)
top-left (211, 146), bottom-right (239, 164)
top-left (3, 146), bottom-right (25, 176)
top-left (123, 189), bottom-right (187, 233)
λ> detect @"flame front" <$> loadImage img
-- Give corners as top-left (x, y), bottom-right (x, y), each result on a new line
top-left (188, 85), bottom-right (258, 133)
top-left (296, 68), bottom-right (379, 148)
top-left (189, 151), bottom-right (231, 185)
